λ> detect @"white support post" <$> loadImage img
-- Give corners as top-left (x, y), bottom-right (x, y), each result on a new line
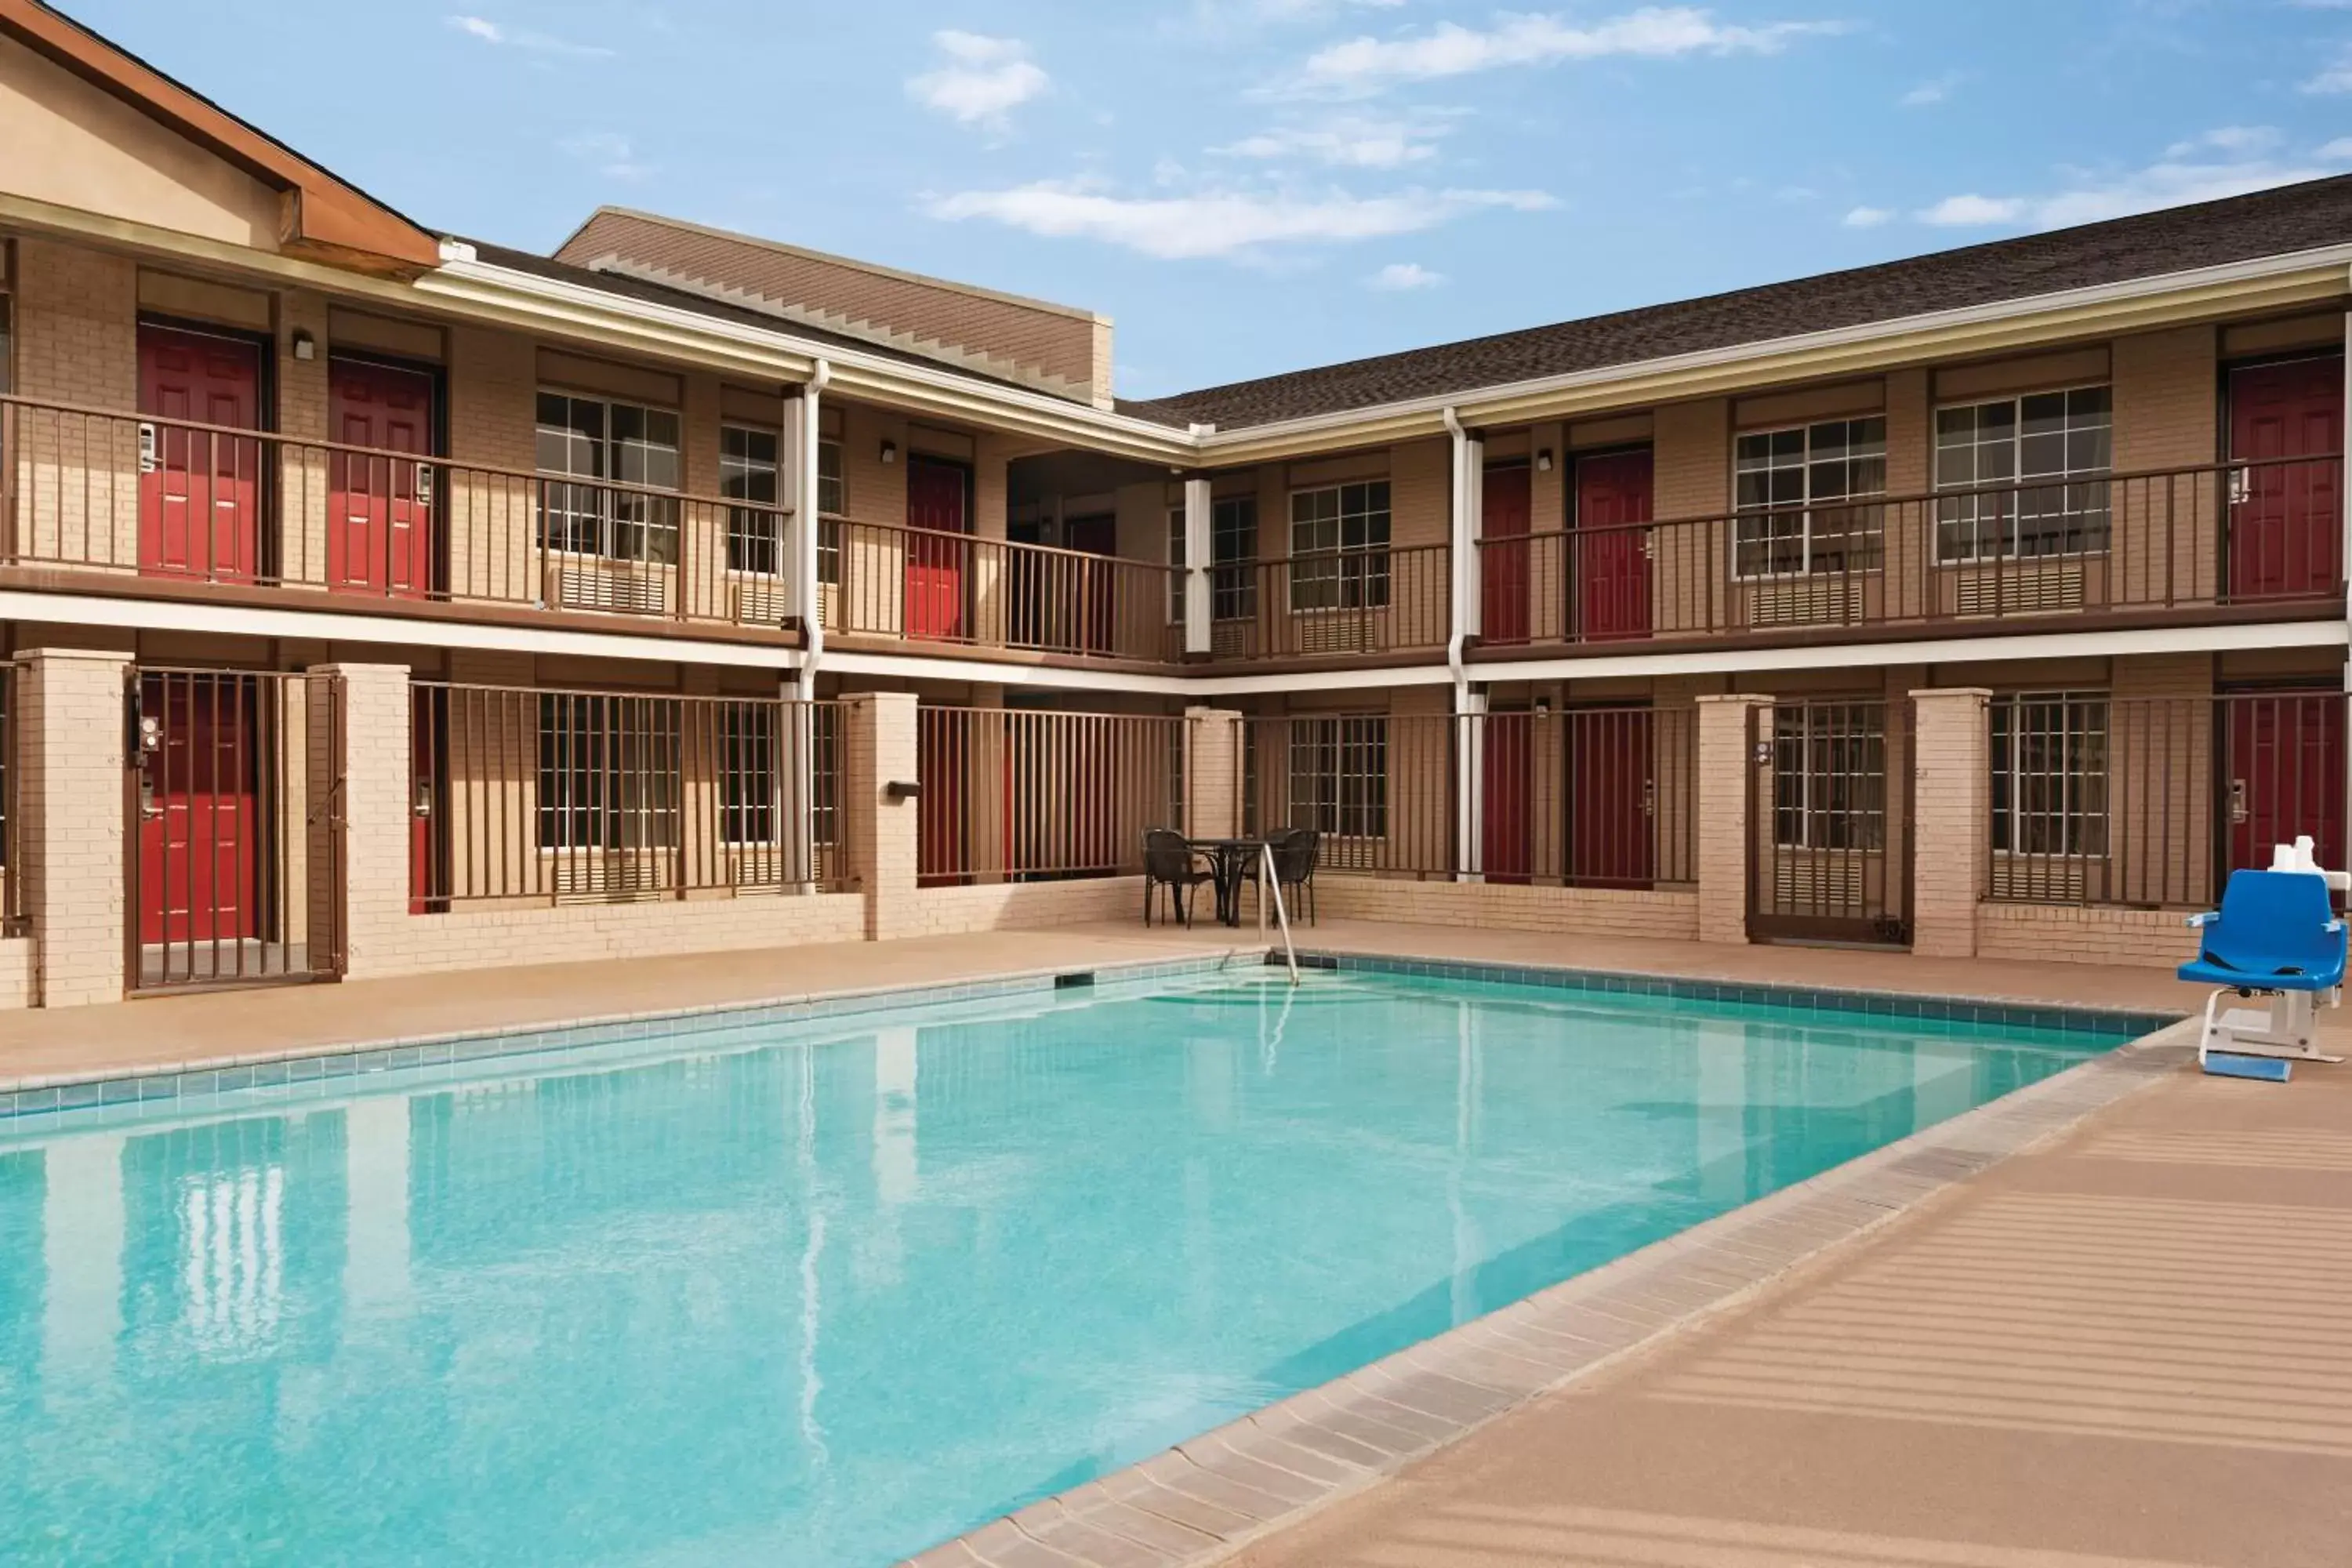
top-left (1458, 441), bottom-right (1485, 644)
top-left (790, 363), bottom-right (832, 703)
top-left (1182, 475), bottom-right (1212, 655)
top-left (1455, 684), bottom-right (1487, 883)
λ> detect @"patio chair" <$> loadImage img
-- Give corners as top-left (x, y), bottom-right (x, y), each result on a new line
top-left (1142, 828), bottom-right (1214, 928)
top-left (2179, 866), bottom-right (2347, 1079)
top-left (1249, 826), bottom-right (1320, 926)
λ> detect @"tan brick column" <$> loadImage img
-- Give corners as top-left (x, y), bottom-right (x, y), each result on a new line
top-left (845, 691), bottom-right (918, 940)
top-left (1184, 706), bottom-right (1242, 840)
top-left (19, 648), bottom-right (132, 1006)
top-left (1910, 688), bottom-right (1991, 959)
top-left (317, 664), bottom-right (414, 981)
top-left (1695, 694), bottom-right (1770, 946)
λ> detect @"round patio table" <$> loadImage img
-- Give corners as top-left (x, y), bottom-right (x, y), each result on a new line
top-left (1188, 837), bottom-right (1272, 927)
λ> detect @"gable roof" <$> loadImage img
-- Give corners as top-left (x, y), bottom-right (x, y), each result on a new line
top-left (1142, 175), bottom-right (2352, 432)
top-left (2, 0), bottom-right (441, 274)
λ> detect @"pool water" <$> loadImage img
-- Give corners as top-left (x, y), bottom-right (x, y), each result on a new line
top-left (0, 967), bottom-right (2128, 1565)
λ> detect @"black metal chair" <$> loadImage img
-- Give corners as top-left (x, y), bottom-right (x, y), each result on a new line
top-left (1142, 828), bottom-right (1215, 927)
top-left (1249, 826), bottom-right (1320, 925)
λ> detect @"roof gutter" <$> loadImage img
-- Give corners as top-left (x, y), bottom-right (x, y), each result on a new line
top-left (797, 358), bottom-right (832, 700)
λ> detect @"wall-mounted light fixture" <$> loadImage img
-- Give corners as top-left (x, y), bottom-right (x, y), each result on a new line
top-left (884, 779), bottom-right (920, 800)
top-left (1534, 448), bottom-right (1554, 473)
top-left (290, 328), bottom-right (317, 361)
top-left (1533, 697), bottom-right (1553, 717)
top-left (880, 439), bottom-right (898, 466)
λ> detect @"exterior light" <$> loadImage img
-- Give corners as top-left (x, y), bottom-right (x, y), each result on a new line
top-left (880, 439), bottom-right (898, 465)
top-left (290, 328), bottom-right (317, 361)
top-left (1534, 448), bottom-right (1554, 472)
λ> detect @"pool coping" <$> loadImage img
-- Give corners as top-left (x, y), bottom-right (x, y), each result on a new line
top-left (897, 971), bottom-right (2199, 1568)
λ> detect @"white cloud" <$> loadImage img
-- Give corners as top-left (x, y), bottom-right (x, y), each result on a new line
top-left (924, 181), bottom-right (1556, 260)
top-left (906, 31), bottom-right (1049, 127)
top-left (1214, 113), bottom-right (1453, 169)
top-left (1900, 72), bottom-right (1960, 107)
top-left (1841, 205), bottom-right (1893, 228)
top-left (560, 132), bottom-right (652, 181)
top-left (2165, 125), bottom-right (2281, 158)
top-left (1913, 151), bottom-right (2339, 230)
top-left (2305, 45), bottom-right (2352, 93)
top-left (444, 14), bottom-right (612, 58)
top-left (1297, 7), bottom-right (1842, 93)
top-left (2318, 136), bottom-right (2352, 159)
top-left (1367, 261), bottom-right (1444, 289)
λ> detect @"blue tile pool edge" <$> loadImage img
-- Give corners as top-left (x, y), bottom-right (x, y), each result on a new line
top-left (0, 950), bottom-right (1259, 1121)
top-left (905, 1011), bottom-right (2205, 1568)
top-left (1288, 949), bottom-right (2184, 1040)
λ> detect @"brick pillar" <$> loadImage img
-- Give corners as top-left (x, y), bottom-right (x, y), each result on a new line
top-left (1184, 706), bottom-right (1241, 839)
top-left (1695, 694), bottom-right (1770, 946)
top-left (1910, 688), bottom-right (1991, 959)
top-left (318, 664), bottom-right (413, 981)
top-left (846, 691), bottom-right (917, 941)
top-left (19, 648), bottom-right (132, 1006)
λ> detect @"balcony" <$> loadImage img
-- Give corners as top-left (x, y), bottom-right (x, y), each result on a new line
top-left (1472, 456), bottom-right (2344, 657)
top-left (0, 395), bottom-right (800, 636)
top-left (1201, 542), bottom-right (1452, 663)
top-left (822, 518), bottom-right (1179, 664)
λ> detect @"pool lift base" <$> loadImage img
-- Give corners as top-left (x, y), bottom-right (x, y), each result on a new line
top-left (1258, 841), bottom-right (1300, 986)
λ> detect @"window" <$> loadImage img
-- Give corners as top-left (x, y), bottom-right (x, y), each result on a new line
top-left (1772, 703), bottom-right (1884, 851)
top-left (720, 425), bottom-right (782, 575)
top-left (1733, 417), bottom-right (1886, 578)
top-left (1290, 481), bottom-right (1389, 612)
top-left (1991, 691), bottom-right (2109, 858)
top-left (1936, 387), bottom-right (2111, 562)
top-left (1288, 716), bottom-right (1387, 839)
top-left (536, 694), bottom-right (680, 853)
top-left (536, 393), bottom-right (682, 564)
top-left (1167, 496), bottom-right (1261, 622)
top-left (815, 434), bottom-right (844, 587)
top-left (719, 703), bottom-right (778, 847)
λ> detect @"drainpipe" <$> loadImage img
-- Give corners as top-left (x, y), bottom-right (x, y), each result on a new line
top-left (1442, 405), bottom-right (1481, 882)
top-left (1442, 406), bottom-right (1469, 699)
top-left (795, 359), bottom-right (832, 702)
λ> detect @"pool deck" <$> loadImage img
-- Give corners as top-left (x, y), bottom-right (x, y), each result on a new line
top-left (2, 919), bottom-right (2343, 1568)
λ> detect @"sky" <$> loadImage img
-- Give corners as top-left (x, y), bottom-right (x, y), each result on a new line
top-left (62, 1), bottom-right (2352, 397)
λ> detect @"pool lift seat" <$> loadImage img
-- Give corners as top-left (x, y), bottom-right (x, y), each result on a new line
top-left (2179, 841), bottom-right (2349, 1076)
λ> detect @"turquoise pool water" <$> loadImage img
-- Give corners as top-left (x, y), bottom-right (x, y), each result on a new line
top-left (0, 967), bottom-right (2129, 1565)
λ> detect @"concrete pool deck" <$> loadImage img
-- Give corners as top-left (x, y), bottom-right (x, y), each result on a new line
top-left (1, 918), bottom-right (2340, 1568)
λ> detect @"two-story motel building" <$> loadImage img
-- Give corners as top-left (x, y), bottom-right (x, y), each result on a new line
top-left (0, 0), bottom-right (2346, 1005)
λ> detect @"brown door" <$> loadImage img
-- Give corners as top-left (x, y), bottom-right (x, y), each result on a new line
top-left (1572, 450), bottom-right (1653, 641)
top-left (1480, 712), bottom-right (1533, 884)
top-left (1480, 464), bottom-right (1532, 644)
top-left (1567, 707), bottom-right (1654, 887)
top-left (2226, 690), bottom-right (2345, 883)
top-left (905, 456), bottom-right (971, 640)
top-left (328, 358), bottom-right (437, 597)
top-left (139, 324), bottom-right (263, 581)
top-left (2228, 356), bottom-right (2342, 601)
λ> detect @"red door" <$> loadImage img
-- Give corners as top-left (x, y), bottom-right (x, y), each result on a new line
top-left (1481, 464), bottom-right (1532, 644)
top-left (2229, 357), bottom-right (2343, 601)
top-left (1065, 514), bottom-right (1119, 655)
top-left (139, 324), bottom-right (263, 581)
top-left (2227, 691), bottom-right (2345, 882)
top-left (139, 673), bottom-right (261, 946)
top-left (328, 358), bottom-right (437, 597)
top-left (905, 456), bottom-right (971, 641)
top-left (1480, 712), bottom-right (1532, 884)
top-left (1573, 451), bottom-right (1653, 641)
top-left (1567, 707), bottom-right (1655, 887)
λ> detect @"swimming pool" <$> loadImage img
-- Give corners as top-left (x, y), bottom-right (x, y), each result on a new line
top-left (0, 962), bottom-right (2143, 1565)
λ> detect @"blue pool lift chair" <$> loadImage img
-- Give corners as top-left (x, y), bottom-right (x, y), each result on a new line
top-left (2180, 866), bottom-right (2348, 1073)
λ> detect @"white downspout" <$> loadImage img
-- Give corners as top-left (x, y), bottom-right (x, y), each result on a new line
top-left (796, 358), bottom-right (832, 702)
top-left (1442, 406), bottom-right (1469, 696)
top-left (1443, 406), bottom-right (1484, 881)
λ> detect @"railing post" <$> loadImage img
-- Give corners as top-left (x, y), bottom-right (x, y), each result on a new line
top-left (1454, 687), bottom-right (1485, 883)
top-left (1909, 688), bottom-right (1991, 958)
top-left (1695, 694), bottom-right (1771, 946)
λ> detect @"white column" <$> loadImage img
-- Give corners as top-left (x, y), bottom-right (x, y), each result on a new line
top-left (344, 1096), bottom-right (412, 1316)
top-left (1455, 684), bottom-right (1487, 882)
top-left (1182, 475), bottom-right (1213, 655)
top-left (42, 1133), bottom-right (125, 1396)
top-left (1458, 442), bottom-right (1486, 644)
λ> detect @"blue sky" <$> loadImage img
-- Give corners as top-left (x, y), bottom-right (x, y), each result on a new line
top-left (65, 1), bottom-right (2352, 396)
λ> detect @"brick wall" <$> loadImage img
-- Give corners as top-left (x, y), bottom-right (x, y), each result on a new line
top-left (371, 893), bottom-right (867, 977)
top-left (1910, 688), bottom-right (1988, 957)
top-left (18, 648), bottom-right (132, 1005)
top-left (906, 876), bottom-right (1146, 937)
top-left (11, 238), bottom-right (136, 407)
top-left (1694, 694), bottom-right (1764, 945)
top-left (1298, 877), bottom-right (1700, 940)
top-left (1976, 902), bottom-right (2190, 969)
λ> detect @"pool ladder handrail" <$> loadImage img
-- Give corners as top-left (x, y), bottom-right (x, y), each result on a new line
top-left (1258, 840), bottom-right (1301, 985)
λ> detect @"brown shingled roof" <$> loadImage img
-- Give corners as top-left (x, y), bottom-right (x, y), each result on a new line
top-left (1142, 174), bottom-right (2352, 431)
